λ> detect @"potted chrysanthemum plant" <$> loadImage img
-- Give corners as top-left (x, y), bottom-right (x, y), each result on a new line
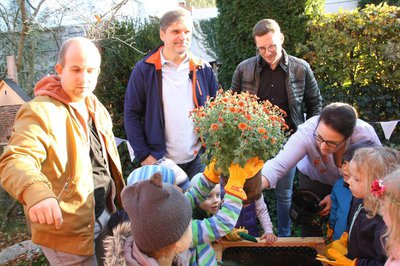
top-left (190, 89), bottom-right (289, 201)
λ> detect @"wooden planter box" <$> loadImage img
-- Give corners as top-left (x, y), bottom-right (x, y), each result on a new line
top-left (213, 237), bottom-right (327, 266)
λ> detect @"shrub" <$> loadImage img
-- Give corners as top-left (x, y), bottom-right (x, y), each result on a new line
top-left (302, 4), bottom-right (400, 146)
top-left (96, 18), bottom-right (160, 139)
top-left (303, 4), bottom-right (400, 89)
top-left (95, 18), bottom-right (160, 178)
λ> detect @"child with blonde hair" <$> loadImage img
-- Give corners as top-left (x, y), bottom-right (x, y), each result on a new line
top-left (317, 146), bottom-right (400, 266)
top-left (329, 140), bottom-right (377, 241)
top-left (371, 167), bottom-right (400, 266)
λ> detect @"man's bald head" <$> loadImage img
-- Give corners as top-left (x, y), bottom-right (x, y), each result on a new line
top-left (58, 37), bottom-right (101, 67)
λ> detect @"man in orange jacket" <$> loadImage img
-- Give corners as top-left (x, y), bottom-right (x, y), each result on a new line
top-left (0, 37), bottom-right (124, 265)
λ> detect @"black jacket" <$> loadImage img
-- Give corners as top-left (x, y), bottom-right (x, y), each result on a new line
top-left (230, 49), bottom-right (322, 131)
top-left (347, 198), bottom-right (387, 266)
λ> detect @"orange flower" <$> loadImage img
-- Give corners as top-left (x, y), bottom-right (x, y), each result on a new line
top-left (270, 115), bottom-right (278, 121)
top-left (258, 128), bottom-right (267, 134)
top-left (218, 117), bottom-right (224, 122)
top-left (210, 123), bottom-right (219, 130)
top-left (238, 101), bottom-right (245, 107)
top-left (229, 107), bottom-right (237, 113)
top-left (262, 107), bottom-right (270, 114)
top-left (263, 135), bottom-right (269, 139)
top-left (238, 123), bottom-right (248, 130)
top-left (245, 114), bottom-right (252, 121)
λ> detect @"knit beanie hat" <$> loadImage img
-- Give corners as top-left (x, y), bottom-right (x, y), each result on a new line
top-left (127, 165), bottom-right (176, 186)
top-left (155, 158), bottom-right (190, 191)
top-left (121, 171), bottom-right (192, 253)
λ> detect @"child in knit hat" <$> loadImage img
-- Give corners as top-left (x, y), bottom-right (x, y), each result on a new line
top-left (107, 165), bottom-right (179, 231)
top-left (104, 158), bottom-right (264, 265)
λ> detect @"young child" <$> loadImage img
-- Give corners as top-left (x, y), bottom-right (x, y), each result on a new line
top-left (371, 168), bottom-right (400, 266)
top-left (329, 141), bottom-right (377, 241)
top-left (107, 165), bottom-right (181, 231)
top-left (221, 185), bottom-right (277, 244)
top-left (318, 147), bottom-right (400, 265)
top-left (105, 172), bottom-right (193, 265)
top-left (191, 177), bottom-right (221, 220)
top-left (104, 158), bottom-right (264, 265)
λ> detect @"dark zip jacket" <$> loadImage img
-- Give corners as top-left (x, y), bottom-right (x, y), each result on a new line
top-left (347, 198), bottom-right (387, 266)
top-left (230, 49), bottom-right (322, 131)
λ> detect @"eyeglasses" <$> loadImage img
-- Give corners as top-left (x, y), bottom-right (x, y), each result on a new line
top-left (256, 44), bottom-right (277, 55)
top-left (313, 131), bottom-right (346, 149)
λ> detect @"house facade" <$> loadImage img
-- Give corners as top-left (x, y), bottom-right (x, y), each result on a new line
top-left (0, 79), bottom-right (32, 149)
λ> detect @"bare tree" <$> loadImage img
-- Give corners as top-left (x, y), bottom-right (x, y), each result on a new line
top-left (16, 0), bottom-right (46, 70)
top-left (0, 0), bottom-right (134, 90)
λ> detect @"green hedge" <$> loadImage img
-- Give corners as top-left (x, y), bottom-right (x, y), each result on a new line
top-left (302, 4), bottom-right (400, 89)
top-left (301, 4), bottom-right (400, 146)
top-left (95, 18), bottom-right (160, 178)
top-left (96, 18), bottom-right (160, 139)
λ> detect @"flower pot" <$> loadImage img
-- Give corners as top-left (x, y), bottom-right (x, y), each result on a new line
top-left (220, 170), bottom-right (262, 203)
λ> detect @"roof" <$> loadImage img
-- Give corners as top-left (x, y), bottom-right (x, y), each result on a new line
top-left (0, 104), bottom-right (21, 146)
top-left (1, 79), bottom-right (32, 102)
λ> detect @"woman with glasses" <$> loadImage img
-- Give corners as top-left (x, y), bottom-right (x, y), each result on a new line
top-left (261, 102), bottom-right (381, 237)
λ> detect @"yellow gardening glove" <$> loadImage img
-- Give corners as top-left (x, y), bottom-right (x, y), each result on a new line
top-left (224, 227), bottom-right (248, 241)
top-left (203, 159), bottom-right (221, 184)
top-left (338, 232), bottom-right (348, 248)
top-left (325, 223), bottom-right (334, 242)
top-left (316, 249), bottom-right (357, 266)
top-left (224, 157), bottom-right (264, 200)
top-left (326, 232), bottom-right (348, 258)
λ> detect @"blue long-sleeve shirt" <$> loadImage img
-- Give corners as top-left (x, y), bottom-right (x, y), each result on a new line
top-left (329, 177), bottom-right (353, 240)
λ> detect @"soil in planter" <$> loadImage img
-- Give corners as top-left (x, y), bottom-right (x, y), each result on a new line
top-left (221, 246), bottom-right (323, 266)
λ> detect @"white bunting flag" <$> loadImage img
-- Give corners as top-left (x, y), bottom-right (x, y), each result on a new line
top-left (380, 120), bottom-right (398, 140)
top-left (126, 141), bottom-right (135, 162)
top-left (114, 137), bottom-right (125, 147)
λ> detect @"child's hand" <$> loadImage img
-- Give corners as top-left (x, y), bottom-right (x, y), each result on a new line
top-left (260, 232), bottom-right (277, 244)
top-left (319, 194), bottom-right (332, 216)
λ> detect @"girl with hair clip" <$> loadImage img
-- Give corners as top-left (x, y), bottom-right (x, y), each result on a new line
top-left (371, 167), bottom-right (400, 266)
top-left (317, 146), bottom-right (400, 266)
